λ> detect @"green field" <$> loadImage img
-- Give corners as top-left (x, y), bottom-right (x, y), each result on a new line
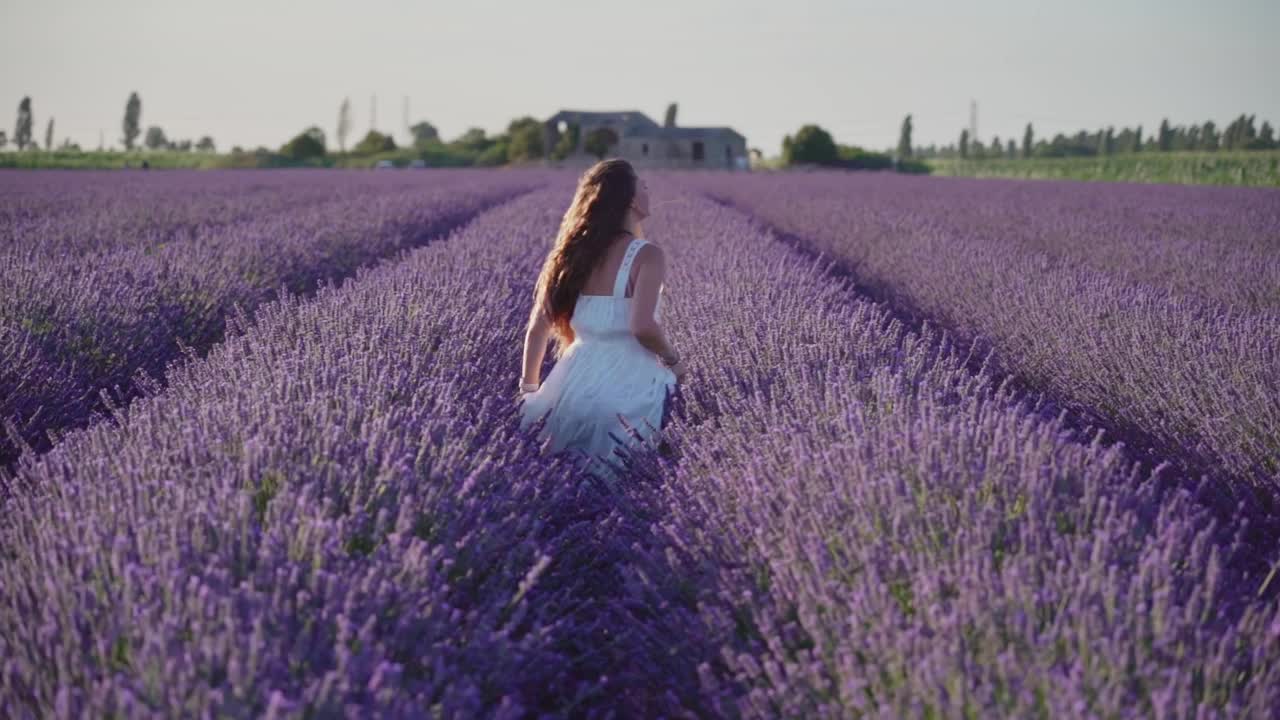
top-left (0, 145), bottom-right (485, 170)
top-left (928, 150), bottom-right (1280, 187)
top-left (0, 149), bottom-right (223, 170)
top-left (7, 148), bottom-right (1280, 187)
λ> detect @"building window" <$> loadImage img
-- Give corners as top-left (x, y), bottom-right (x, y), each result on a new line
top-left (692, 141), bottom-right (705, 162)
top-left (642, 143), bottom-right (649, 156)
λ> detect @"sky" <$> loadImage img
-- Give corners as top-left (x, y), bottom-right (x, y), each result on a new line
top-left (3, 0), bottom-right (1278, 155)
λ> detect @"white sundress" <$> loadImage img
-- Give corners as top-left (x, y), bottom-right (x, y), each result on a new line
top-left (519, 237), bottom-right (677, 483)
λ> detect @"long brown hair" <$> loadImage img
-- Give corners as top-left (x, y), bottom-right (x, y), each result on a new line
top-left (532, 158), bottom-right (637, 356)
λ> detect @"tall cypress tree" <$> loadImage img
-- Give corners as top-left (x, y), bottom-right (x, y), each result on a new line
top-left (896, 114), bottom-right (913, 158)
top-left (122, 92), bottom-right (142, 151)
top-left (959, 129), bottom-right (970, 159)
top-left (1021, 123), bottom-right (1033, 158)
top-left (1198, 121), bottom-right (1212, 150)
top-left (14, 97), bottom-right (33, 151)
top-left (337, 98), bottom-right (351, 153)
top-left (1157, 118), bottom-right (1172, 151)
top-left (45, 117), bottom-right (54, 151)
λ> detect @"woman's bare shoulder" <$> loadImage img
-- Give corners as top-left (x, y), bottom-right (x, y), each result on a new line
top-left (636, 240), bottom-right (667, 267)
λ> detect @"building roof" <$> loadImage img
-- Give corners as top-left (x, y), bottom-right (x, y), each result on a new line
top-left (545, 109), bottom-right (746, 144)
top-left (546, 110), bottom-right (661, 131)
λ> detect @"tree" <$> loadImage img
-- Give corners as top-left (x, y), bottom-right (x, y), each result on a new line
top-left (1103, 126), bottom-right (1116, 155)
top-left (336, 98), bottom-right (351, 153)
top-left (991, 136), bottom-right (1001, 159)
top-left (1258, 122), bottom-right (1276, 149)
top-left (476, 141), bottom-right (509, 167)
top-left (1133, 125), bottom-right (1143, 153)
top-left (582, 127), bottom-right (618, 160)
top-left (280, 126), bottom-right (326, 161)
top-left (0, 130), bottom-right (6, 149)
top-left (15, 97), bottom-right (33, 151)
top-left (1021, 123), bottom-right (1033, 159)
top-left (45, 117), bottom-right (54, 151)
top-left (1005, 139), bottom-right (1016, 158)
top-left (353, 129), bottom-right (396, 155)
top-left (196, 136), bottom-right (216, 153)
top-left (663, 103), bottom-right (678, 128)
top-left (782, 124), bottom-right (838, 166)
top-left (144, 126), bottom-right (168, 150)
top-left (122, 92), bottom-right (142, 151)
top-left (959, 129), bottom-right (970, 159)
top-left (1185, 125), bottom-right (1200, 151)
top-left (453, 127), bottom-right (489, 152)
top-left (1225, 114), bottom-right (1266, 149)
top-left (409, 121), bottom-right (439, 146)
top-left (1157, 118), bottom-right (1172, 152)
top-left (1223, 115), bottom-right (1245, 150)
top-left (505, 116), bottom-right (543, 162)
top-left (896, 114), bottom-right (913, 158)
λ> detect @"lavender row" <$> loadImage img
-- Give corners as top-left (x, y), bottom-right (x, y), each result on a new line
top-left (684, 172), bottom-right (1280, 492)
top-left (1, 170), bottom-right (547, 465)
top-left (683, 172), bottom-right (1280, 311)
top-left (0, 170), bottom-right (359, 256)
top-left (0, 188), bottom-right (687, 717)
top-left (618, 193), bottom-right (1280, 717)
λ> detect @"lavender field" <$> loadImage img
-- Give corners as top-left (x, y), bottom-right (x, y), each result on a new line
top-left (1, 170), bottom-right (547, 465)
top-left (2, 170), bottom-right (1279, 718)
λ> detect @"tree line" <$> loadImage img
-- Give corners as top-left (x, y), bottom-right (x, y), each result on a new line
top-left (10, 92), bottom-right (1276, 167)
top-left (896, 114), bottom-right (1279, 161)
top-left (274, 97), bottom-right (553, 167)
top-left (3, 91), bottom-right (574, 167)
top-left (3, 93), bottom-right (216, 153)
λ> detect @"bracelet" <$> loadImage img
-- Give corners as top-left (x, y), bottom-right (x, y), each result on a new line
top-left (520, 381), bottom-right (539, 393)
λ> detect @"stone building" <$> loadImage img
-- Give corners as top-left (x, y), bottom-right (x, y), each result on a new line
top-left (543, 108), bottom-right (748, 170)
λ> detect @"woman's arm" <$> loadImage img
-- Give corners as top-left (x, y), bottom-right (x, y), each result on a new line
top-left (628, 244), bottom-right (687, 379)
top-left (521, 301), bottom-right (552, 388)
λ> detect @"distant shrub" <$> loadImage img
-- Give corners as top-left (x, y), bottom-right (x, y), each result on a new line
top-left (476, 141), bottom-right (509, 167)
top-left (783, 125), bottom-right (838, 166)
top-left (354, 130), bottom-right (397, 155)
top-left (415, 140), bottom-right (479, 167)
top-left (280, 126), bottom-right (326, 162)
top-left (895, 158), bottom-right (931, 174)
top-left (836, 144), bottom-right (893, 170)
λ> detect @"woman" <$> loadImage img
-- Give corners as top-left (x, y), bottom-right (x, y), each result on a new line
top-left (518, 159), bottom-right (688, 482)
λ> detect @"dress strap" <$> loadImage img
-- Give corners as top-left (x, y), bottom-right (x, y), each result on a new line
top-left (612, 237), bottom-right (647, 297)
